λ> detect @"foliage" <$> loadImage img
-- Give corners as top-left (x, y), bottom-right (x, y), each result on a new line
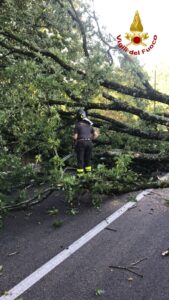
top-left (127, 196), bottom-right (137, 202)
top-left (47, 207), bottom-right (59, 216)
top-left (0, 154), bottom-right (36, 193)
top-left (55, 154), bottom-right (141, 208)
top-left (0, 0), bottom-right (169, 225)
top-left (95, 288), bottom-right (105, 296)
top-left (52, 219), bottom-right (63, 229)
top-left (0, 196), bottom-right (7, 228)
top-left (96, 130), bottom-right (169, 155)
top-left (66, 208), bottom-right (79, 215)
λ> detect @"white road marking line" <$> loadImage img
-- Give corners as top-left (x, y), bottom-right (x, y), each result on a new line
top-left (0, 189), bottom-right (152, 300)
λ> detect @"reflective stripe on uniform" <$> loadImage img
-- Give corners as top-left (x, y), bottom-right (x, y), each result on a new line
top-left (85, 166), bottom-right (91, 172)
top-left (77, 168), bottom-right (84, 173)
top-left (76, 168), bottom-right (84, 177)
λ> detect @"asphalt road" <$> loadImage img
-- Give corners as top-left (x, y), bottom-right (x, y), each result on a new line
top-left (0, 189), bottom-right (169, 300)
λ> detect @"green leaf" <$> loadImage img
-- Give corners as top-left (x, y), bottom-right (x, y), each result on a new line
top-left (52, 220), bottom-right (63, 229)
top-left (47, 208), bottom-right (59, 216)
top-left (66, 208), bottom-right (79, 216)
top-left (128, 196), bottom-right (137, 202)
top-left (95, 288), bottom-right (105, 296)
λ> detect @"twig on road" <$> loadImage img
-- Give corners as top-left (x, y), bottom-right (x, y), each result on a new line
top-left (109, 257), bottom-right (148, 278)
top-left (7, 251), bottom-right (19, 256)
top-left (129, 257), bottom-right (147, 267)
top-left (109, 265), bottom-right (143, 278)
top-left (4, 187), bottom-right (57, 210)
top-left (105, 227), bottom-right (117, 232)
top-left (127, 204), bottom-right (137, 210)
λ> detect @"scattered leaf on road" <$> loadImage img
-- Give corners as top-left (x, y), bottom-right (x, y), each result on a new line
top-left (161, 248), bottom-right (169, 256)
top-left (128, 277), bottom-right (133, 281)
top-left (8, 251), bottom-right (19, 256)
top-left (47, 208), bottom-right (59, 216)
top-left (66, 208), bottom-right (79, 216)
top-left (95, 288), bottom-right (105, 296)
top-left (1, 291), bottom-right (8, 296)
top-left (25, 213), bottom-right (32, 217)
top-left (128, 196), bottom-right (137, 202)
top-left (52, 220), bottom-right (63, 229)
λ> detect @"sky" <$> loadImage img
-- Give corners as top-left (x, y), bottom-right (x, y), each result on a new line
top-left (93, 0), bottom-right (169, 71)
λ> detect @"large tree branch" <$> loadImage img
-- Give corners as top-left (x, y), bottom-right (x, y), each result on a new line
top-left (89, 112), bottom-right (169, 141)
top-left (56, 0), bottom-right (78, 22)
top-left (64, 88), bottom-right (82, 102)
top-left (55, 0), bottom-right (153, 90)
top-left (101, 80), bottom-right (169, 105)
top-left (0, 31), bottom-right (85, 75)
top-left (46, 99), bottom-right (169, 141)
top-left (96, 149), bottom-right (169, 162)
top-left (0, 40), bottom-right (39, 60)
top-left (67, 0), bottom-right (89, 58)
top-left (42, 0), bottom-right (90, 58)
top-left (46, 97), bottom-right (169, 127)
top-left (102, 92), bottom-right (169, 127)
top-left (1, 33), bottom-right (168, 107)
top-left (157, 112), bottom-right (169, 119)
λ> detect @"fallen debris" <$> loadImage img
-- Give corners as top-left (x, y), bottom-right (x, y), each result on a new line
top-left (52, 219), bottom-right (63, 229)
top-left (25, 212), bottom-right (32, 217)
top-left (109, 257), bottom-right (147, 278)
top-left (130, 257), bottom-right (147, 267)
top-left (128, 204), bottom-right (137, 211)
top-left (47, 208), bottom-right (59, 216)
top-left (95, 288), bottom-right (105, 296)
top-left (161, 248), bottom-right (169, 256)
top-left (128, 277), bottom-right (133, 282)
top-left (105, 227), bottom-right (117, 232)
top-left (0, 265), bottom-right (3, 276)
top-left (7, 251), bottom-right (19, 256)
top-left (109, 265), bottom-right (143, 278)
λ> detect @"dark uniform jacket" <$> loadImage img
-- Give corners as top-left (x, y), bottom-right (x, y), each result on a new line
top-left (74, 121), bottom-right (94, 140)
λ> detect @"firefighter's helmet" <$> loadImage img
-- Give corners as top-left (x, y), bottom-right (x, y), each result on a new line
top-left (76, 109), bottom-right (86, 121)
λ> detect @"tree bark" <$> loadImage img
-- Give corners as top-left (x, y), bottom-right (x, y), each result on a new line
top-left (101, 80), bottom-right (169, 105)
top-left (89, 112), bottom-right (169, 141)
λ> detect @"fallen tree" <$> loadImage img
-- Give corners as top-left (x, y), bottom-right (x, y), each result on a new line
top-left (1, 0), bottom-right (169, 217)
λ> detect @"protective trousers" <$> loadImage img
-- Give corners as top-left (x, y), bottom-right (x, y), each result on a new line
top-left (75, 140), bottom-right (92, 176)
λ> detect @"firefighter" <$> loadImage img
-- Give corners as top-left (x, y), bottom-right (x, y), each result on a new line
top-left (73, 109), bottom-right (96, 177)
